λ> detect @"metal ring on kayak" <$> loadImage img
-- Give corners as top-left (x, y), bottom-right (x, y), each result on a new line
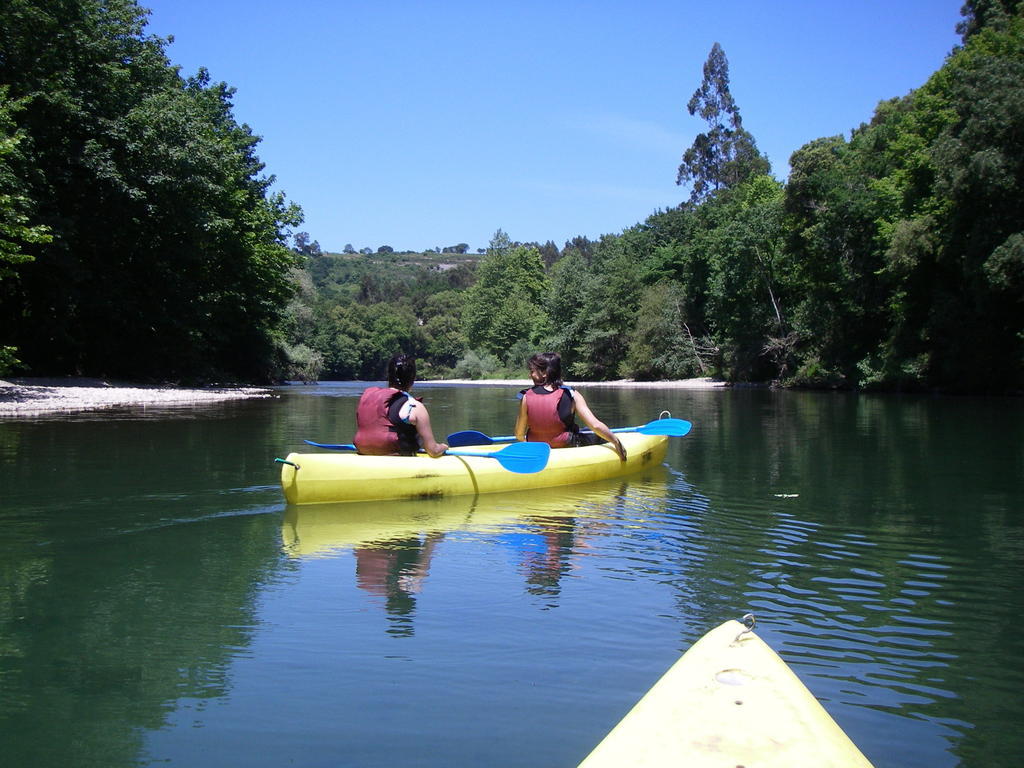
top-left (659, 410), bottom-right (672, 420)
top-left (734, 612), bottom-right (756, 642)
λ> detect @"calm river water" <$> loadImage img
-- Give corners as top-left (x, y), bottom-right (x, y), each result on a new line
top-left (1, 383), bottom-right (1021, 767)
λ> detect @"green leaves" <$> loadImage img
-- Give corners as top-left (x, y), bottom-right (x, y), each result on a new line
top-left (461, 230), bottom-right (549, 360)
top-left (0, 89), bottom-right (50, 281)
top-left (677, 43), bottom-right (771, 203)
top-left (0, 0), bottom-right (301, 381)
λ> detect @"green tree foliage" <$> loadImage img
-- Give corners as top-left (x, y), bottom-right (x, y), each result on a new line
top-left (782, 7), bottom-right (1024, 391)
top-left (0, 87), bottom-right (51, 376)
top-left (783, 134), bottom-right (888, 385)
top-left (281, 248), bottom-right (476, 379)
top-left (610, 177), bottom-right (789, 383)
top-left (958, 0), bottom-right (1022, 40)
top-left (677, 43), bottom-right (771, 203)
top-left (0, 88), bottom-right (49, 281)
top-left (0, 0), bottom-right (301, 381)
top-left (309, 302), bottom-right (420, 380)
top-left (13, 2), bottom-right (1006, 392)
top-left (283, 343), bottom-right (325, 383)
top-left (889, 13), bottom-right (1023, 390)
top-left (557, 231), bottom-right (667, 379)
top-left (621, 281), bottom-right (702, 380)
top-left (283, 4), bottom-right (1021, 393)
top-left (461, 230), bottom-right (549, 362)
top-left (554, 2), bottom-right (1020, 393)
top-left (420, 290), bottom-right (466, 368)
top-left (702, 177), bottom-right (791, 380)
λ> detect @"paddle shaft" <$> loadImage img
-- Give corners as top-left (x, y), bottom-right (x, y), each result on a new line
top-left (300, 439), bottom-right (550, 473)
top-left (446, 418), bottom-right (691, 447)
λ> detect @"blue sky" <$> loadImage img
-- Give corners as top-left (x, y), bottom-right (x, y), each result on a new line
top-left (142, 1), bottom-right (964, 254)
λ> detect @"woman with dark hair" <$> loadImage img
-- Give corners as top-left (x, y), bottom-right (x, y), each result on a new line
top-left (514, 352), bottom-right (626, 460)
top-left (354, 354), bottom-right (448, 457)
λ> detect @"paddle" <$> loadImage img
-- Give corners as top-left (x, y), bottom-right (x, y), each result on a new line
top-left (301, 439), bottom-right (551, 474)
top-left (446, 417), bottom-right (692, 447)
top-left (445, 442), bottom-right (550, 474)
top-left (304, 439), bottom-right (356, 450)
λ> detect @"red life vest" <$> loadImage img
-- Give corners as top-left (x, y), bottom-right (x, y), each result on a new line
top-left (354, 387), bottom-right (417, 455)
top-left (523, 386), bottom-right (575, 447)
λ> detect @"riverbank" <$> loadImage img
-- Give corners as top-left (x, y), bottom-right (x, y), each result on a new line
top-left (0, 377), bottom-right (274, 416)
top-left (427, 377), bottom-right (730, 389)
top-left (0, 376), bottom-right (729, 417)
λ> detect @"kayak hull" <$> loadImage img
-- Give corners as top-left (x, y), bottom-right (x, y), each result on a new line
top-left (280, 432), bottom-right (667, 505)
top-left (578, 619), bottom-right (874, 768)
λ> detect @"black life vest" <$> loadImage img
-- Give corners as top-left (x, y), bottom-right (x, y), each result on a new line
top-left (522, 386), bottom-right (576, 447)
top-left (354, 387), bottom-right (419, 455)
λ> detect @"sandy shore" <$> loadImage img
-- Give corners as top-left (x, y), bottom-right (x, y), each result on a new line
top-left (0, 375), bottom-right (728, 417)
top-left (0, 377), bottom-right (274, 416)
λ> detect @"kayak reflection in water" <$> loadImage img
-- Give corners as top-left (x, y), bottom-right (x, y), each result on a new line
top-left (514, 352), bottom-right (627, 460)
top-left (354, 353), bottom-right (448, 457)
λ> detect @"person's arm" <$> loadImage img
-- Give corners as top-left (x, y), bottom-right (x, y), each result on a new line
top-left (514, 396), bottom-right (529, 441)
top-left (406, 402), bottom-right (448, 457)
top-left (572, 391), bottom-right (627, 460)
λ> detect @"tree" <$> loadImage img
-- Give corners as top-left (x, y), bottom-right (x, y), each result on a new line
top-left (901, 11), bottom-right (1024, 390)
top-left (0, 89), bottom-right (49, 282)
top-left (561, 230), bottom-right (665, 380)
top-left (621, 281), bottom-right (706, 380)
top-left (537, 240), bottom-right (561, 267)
top-left (783, 135), bottom-right (887, 385)
top-left (0, 0), bottom-right (302, 381)
top-left (0, 88), bottom-right (51, 376)
top-left (780, 8), bottom-right (1024, 392)
top-left (704, 177), bottom-right (791, 380)
top-left (958, 0), bottom-right (1022, 40)
top-left (677, 43), bottom-right (771, 203)
top-left (419, 290), bottom-right (466, 369)
top-left (293, 232), bottom-right (321, 256)
top-left (462, 230), bottom-right (549, 360)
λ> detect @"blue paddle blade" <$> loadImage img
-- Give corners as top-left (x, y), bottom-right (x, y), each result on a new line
top-left (303, 439), bottom-right (357, 451)
top-left (630, 418), bottom-right (692, 437)
top-left (445, 430), bottom-right (494, 447)
top-left (446, 430), bottom-right (516, 447)
top-left (446, 442), bottom-right (550, 473)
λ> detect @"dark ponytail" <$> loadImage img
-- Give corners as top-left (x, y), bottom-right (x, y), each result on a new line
top-left (388, 354), bottom-right (416, 390)
top-left (528, 352), bottom-right (563, 388)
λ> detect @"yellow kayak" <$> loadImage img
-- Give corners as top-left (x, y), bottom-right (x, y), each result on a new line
top-left (279, 432), bottom-right (668, 505)
top-left (578, 618), bottom-right (874, 768)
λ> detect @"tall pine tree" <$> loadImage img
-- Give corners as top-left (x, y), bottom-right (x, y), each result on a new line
top-left (677, 43), bottom-right (770, 203)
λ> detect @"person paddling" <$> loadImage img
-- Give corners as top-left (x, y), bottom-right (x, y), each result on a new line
top-left (354, 354), bottom-right (448, 457)
top-left (514, 352), bottom-right (627, 461)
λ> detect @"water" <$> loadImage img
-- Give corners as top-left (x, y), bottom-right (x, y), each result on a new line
top-left (1, 384), bottom-right (1021, 767)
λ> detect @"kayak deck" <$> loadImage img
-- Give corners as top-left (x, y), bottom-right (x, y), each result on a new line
top-left (280, 432), bottom-right (668, 505)
top-left (578, 618), bottom-right (874, 768)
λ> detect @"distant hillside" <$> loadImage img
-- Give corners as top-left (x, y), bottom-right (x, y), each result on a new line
top-left (318, 249), bottom-right (481, 270)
